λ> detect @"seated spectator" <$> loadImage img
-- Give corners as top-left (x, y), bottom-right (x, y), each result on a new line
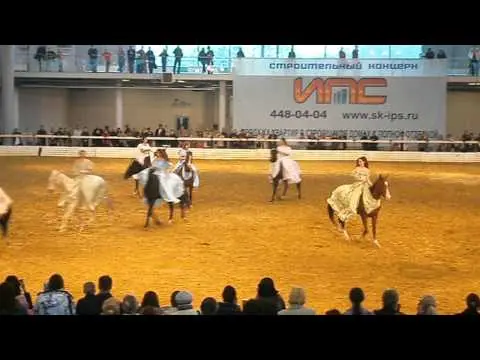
top-left (0, 282), bottom-right (28, 315)
top-left (457, 293), bottom-right (480, 315)
top-left (4, 276), bottom-right (33, 314)
top-left (278, 287), bottom-right (316, 315)
top-left (171, 291), bottom-right (199, 315)
top-left (102, 297), bottom-right (121, 315)
top-left (162, 290), bottom-right (180, 315)
top-left (95, 275), bottom-right (113, 313)
top-left (200, 297), bottom-right (218, 315)
top-left (416, 295), bottom-right (438, 315)
top-left (325, 309), bottom-right (342, 315)
top-left (256, 277), bottom-right (286, 314)
top-left (217, 285), bottom-right (241, 315)
top-left (121, 295), bottom-right (139, 315)
top-left (242, 299), bottom-right (263, 315)
top-left (76, 282), bottom-right (98, 315)
top-left (374, 289), bottom-right (404, 315)
top-left (344, 287), bottom-right (372, 315)
top-left (35, 274), bottom-right (75, 315)
top-left (138, 291), bottom-right (162, 315)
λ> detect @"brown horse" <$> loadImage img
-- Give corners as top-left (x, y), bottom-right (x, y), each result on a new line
top-left (173, 151), bottom-right (197, 208)
top-left (269, 149), bottom-right (301, 202)
top-left (327, 175), bottom-right (391, 248)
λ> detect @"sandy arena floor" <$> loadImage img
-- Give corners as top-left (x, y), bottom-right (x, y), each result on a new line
top-left (0, 156), bottom-right (479, 314)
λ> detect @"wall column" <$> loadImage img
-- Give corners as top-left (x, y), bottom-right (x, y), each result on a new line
top-left (1, 45), bottom-right (19, 134)
top-left (218, 80), bottom-right (227, 132)
top-left (115, 87), bottom-right (123, 129)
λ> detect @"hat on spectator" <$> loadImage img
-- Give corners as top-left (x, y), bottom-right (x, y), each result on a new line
top-left (175, 291), bottom-right (193, 309)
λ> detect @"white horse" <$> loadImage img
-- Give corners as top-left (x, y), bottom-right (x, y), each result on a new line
top-left (47, 170), bottom-right (113, 231)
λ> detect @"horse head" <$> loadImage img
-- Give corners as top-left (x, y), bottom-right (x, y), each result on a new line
top-left (372, 174), bottom-right (391, 200)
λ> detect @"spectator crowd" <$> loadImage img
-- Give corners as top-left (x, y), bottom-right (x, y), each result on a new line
top-left (1, 273), bottom-right (479, 315)
top-left (3, 125), bottom-right (480, 153)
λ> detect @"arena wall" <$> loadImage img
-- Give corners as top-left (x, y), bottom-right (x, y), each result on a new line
top-left (13, 87), bottom-right (480, 136)
top-left (1, 146), bottom-right (479, 163)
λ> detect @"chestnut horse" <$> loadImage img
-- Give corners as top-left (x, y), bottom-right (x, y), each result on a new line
top-left (327, 175), bottom-right (391, 248)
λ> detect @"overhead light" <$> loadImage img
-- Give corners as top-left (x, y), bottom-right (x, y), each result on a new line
top-left (467, 82), bottom-right (480, 86)
top-left (122, 79), bottom-right (130, 82)
top-left (176, 80), bottom-right (186, 83)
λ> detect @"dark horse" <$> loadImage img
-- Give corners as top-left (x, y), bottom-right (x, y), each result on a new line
top-left (269, 149), bottom-right (301, 202)
top-left (124, 156), bottom-right (152, 197)
top-left (143, 169), bottom-right (187, 228)
top-left (173, 151), bottom-right (196, 208)
top-left (327, 175), bottom-right (391, 248)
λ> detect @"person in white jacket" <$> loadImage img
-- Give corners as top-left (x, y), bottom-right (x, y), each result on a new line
top-left (0, 187), bottom-right (13, 239)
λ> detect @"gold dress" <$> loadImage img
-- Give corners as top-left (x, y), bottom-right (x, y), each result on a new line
top-left (327, 167), bottom-right (380, 222)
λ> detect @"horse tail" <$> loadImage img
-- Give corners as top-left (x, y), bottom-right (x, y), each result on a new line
top-left (327, 203), bottom-right (336, 226)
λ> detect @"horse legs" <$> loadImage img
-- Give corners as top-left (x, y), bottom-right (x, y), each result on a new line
top-left (134, 180), bottom-right (140, 197)
top-left (270, 180), bottom-right (279, 202)
top-left (371, 214), bottom-right (381, 248)
top-left (360, 212), bottom-right (369, 239)
top-left (144, 200), bottom-right (155, 228)
top-left (168, 202), bottom-right (174, 223)
top-left (187, 185), bottom-right (193, 208)
top-left (296, 182), bottom-right (302, 199)
top-left (282, 180), bottom-right (289, 198)
top-left (60, 201), bottom-right (77, 232)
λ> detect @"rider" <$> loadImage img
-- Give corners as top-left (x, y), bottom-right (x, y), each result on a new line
top-left (327, 156), bottom-right (375, 222)
top-left (151, 148), bottom-right (181, 204)
top-left (175, 143), bottom-right (193, 169)
top-left (71, 150), bottom-right (94, 206)
top-left (272, 138), bottom-right (301, 185)
top-left (136, 136), bottom-right (153, 168)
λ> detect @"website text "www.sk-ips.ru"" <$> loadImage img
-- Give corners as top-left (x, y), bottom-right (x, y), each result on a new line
top-left (342, 112), bottom-right (419, 121)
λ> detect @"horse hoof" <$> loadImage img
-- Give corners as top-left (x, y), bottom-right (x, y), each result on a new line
top-left (373, 240), bottom-right (381, 248)
top-left (168, 220), bottom-right (173, 224)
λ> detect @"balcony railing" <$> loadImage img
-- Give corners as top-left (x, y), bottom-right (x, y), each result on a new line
top-left (12, 47), bottom-right (478, 76)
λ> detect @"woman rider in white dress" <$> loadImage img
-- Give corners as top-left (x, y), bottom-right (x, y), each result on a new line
top-left (327, 156), bottom-right (378, 223)
top-left (137, 148), bottom-right (184, 206)
top-left (272, 138), bottom-right (302, 184)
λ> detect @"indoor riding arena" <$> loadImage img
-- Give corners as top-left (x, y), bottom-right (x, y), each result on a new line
top-left (1, 156), bottom-right (479, 314)
top-left (1, 45), bottom-right (480, 315)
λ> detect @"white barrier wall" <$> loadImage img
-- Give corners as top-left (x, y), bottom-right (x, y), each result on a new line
top-left (1, 146), bottom-right (480, 163)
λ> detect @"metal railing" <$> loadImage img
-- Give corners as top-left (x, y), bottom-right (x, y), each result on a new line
top-left (1, 134), bottom-right (479, 152)
top-left (13, 48), bottom-right (477, 76)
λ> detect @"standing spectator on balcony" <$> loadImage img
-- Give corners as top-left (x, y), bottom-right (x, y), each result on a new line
top-left (425, 48), bottom-right (435, 59)
top-left (468, 47), bottom-right (479, 76)
top-left (12, 128), bottom-right (22, 146)
top-left (237, 47), bottom-right (245, 58)
top-left (159, 48), bottom-right (168, 73)
top-left (198, 47), bottom-right (207, 73)
top-left (117, 47), bottom-right (125, 73)
top-left (436, 49), bottom-right (447, 59)
top-left (288, 46), bottom-right (296, 59)
top-left (369, 131), bottom-right (378, 151)
top-left (173, 46), bottom-right (183, 74)
top-left (352, 45), bottom-right (359, 59)
top-left (34, 45), bottom-right (46, 71)
top-left (339, 47), bottom-right (346, 59)
top-left (102, 48), bottom-right (112, 73)
top-left (206, 46), bottom-right (214, 66)
top-left (136, 46), bottom-right (146, 73)
top-left (146, 47), bottom-right (156, 74)
top-left (127, 46), bottom-right (136, 74)
top-left (88, 45), bottom-right (98, 72)
top-left (36, 125), bottom-right (47, 146)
